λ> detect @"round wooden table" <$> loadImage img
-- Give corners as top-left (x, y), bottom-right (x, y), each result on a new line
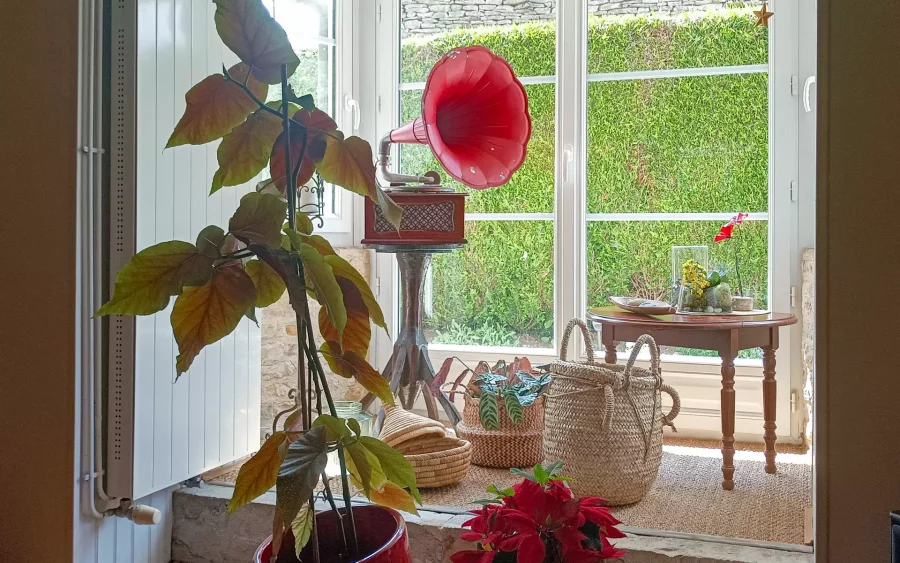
top-left (586, 308), bottom-right (798, 491)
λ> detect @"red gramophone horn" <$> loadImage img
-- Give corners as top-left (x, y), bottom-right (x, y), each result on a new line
top-left (387, 46), bottom-right (531, 190)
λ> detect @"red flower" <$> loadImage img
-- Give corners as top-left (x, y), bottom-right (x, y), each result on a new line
top-left (454, 473), bottom-right (625, 563)
top-left (714, 212), bottom-right (749, 242)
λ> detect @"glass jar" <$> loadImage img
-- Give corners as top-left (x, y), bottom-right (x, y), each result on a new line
top-left (319, 401), bottom-right (374, 476)
top-left (705, 282), bottom-right (733, 313)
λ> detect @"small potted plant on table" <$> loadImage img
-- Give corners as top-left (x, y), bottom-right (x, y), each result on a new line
top-left (96, 1), bottom-right (418, 561)
top-left (714, 212), bottom-right (753, 311)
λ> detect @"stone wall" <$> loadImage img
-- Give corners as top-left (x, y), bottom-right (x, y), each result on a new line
top-left (402, 0), bottom-right (724, 35)
top-left (260, 248), bottom-right (370, 439)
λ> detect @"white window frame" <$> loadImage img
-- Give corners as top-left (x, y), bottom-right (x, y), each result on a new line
top-left (370, 0), bottom-right (813, 442)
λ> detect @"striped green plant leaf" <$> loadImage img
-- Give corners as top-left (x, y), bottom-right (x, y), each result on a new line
top-left (503, 391), bottom-right (524, 424)
top-left (479, 391), bottom-right (500, 430)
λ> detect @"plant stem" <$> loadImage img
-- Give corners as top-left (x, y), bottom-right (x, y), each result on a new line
top-left (321, 474), bottom-right (349, 556)
top-left (733, 234), bottom-right (744, 296)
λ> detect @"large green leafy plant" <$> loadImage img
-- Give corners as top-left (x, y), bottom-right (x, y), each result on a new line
top-left (95, 1), bottom-right (415, 560)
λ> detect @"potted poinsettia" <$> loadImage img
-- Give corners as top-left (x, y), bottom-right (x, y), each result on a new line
top-left (95, 1), bottom-right (416, 562)
top-left (451, 463), bottom-right (626, 563)
top-left (714, 212), bottom-right (753, 311)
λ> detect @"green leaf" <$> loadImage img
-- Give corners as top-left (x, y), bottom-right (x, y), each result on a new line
top-left (210, 107), bottom-right (283, 194)
top-left (284, 228), bottom-right (336, 257)
top-left (196, 226), bottom-right (226, 259)
top-left (244, 259), bottom-right (286, 307)
top-left (213, 0), bottom-right (300, 84)
top-left (503, 391), bottom-right (524, 424)
top-left (291, 504), bottom-right (314, 556)
top-left (228, 431), bottom-right (288, 514)
top-left (545, 460), bottom-right (565, 477)
top-left (166, 63), bottom-right (267, 148)
top-left (296, 243), bottom-right (346, 336)
top-left (229, 192), bottom-right (288, 248)
top-left (345, 441), bottom-right (386, 496)
top-left (171, 265), bottom-right (257, 375)
top-left (347, 418), bottom-right (362, 438)
top-left (309, 134), bottom-right (403, 230)
top-left (510, 467), bottom-right (539, 483)
top-left (296, 212), bottom-right (314, 236)
top-left (357, 436), bottom-right (421, 504)
top-left (472, 499), bottom-right (498, 506)
top-left (533, 463), bottom-right (550, 486)
top-left (277, 425), bottom-right (328, 524)
top-left (311, 414), bottom-right (351, 442)
top-left (95, 241), bottom-right (214, 317)
top-left (478, 392), bottom-right (500, 430)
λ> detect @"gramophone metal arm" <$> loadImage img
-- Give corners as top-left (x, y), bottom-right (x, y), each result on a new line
top-left (378, 134), bottom-right (439, 187)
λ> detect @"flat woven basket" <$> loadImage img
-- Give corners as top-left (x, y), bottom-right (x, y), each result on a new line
top-left (456, 394), bottom-right (544, 468)
top-left (379, 406), bottom-right (472, 488)
top-left (543, 318), bottom-right (680, 505)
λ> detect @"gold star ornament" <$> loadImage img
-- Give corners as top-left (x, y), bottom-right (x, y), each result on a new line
top-left (754, 2), bottom-right (774, 27)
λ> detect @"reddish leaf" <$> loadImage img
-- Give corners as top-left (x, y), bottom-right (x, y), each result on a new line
top-left (516, 534), bottom-right (546, 563)
top-left (245, 258), bottom-right (286, 308)
top-left (325, 253), bottom-right (387, 333)
top-left (431, 357), bottom-right (457, 395)
top-left (309, 134), bottom-right (403, 230)
top-left (229, 192), bottom-right (288, 248)
top-left (449, 368), bottom-right (474, 401)
top-left (270, 108), bottom-right (338, 194)
top-left (171, 265), bottom-right (257, 375)
top-left (213, 0), bottom-right (300, 85)
top-left (318, 278), bottom-right (370, 357)
top-left (320, 344), bottom-right (393, 405)
top-left (166, 63), bottom-right (267, 148)
top-left (450, 551), bottom-right (495, 563)
top-left (210, 107), bottom-right (283, 194)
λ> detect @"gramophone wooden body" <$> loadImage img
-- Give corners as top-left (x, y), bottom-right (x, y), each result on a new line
top-left (362, 189), bottom-right (468, 246)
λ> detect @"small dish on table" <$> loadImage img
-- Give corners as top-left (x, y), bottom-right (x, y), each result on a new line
top-left (609, 296), bottom-right (675, 315)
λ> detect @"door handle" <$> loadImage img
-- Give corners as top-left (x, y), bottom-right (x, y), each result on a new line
top-left (344, 95), bottom-right (360, 131)
top-left (803, 76), bottom-right (816, 113)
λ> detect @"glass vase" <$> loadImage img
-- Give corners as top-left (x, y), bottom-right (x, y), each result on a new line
top-left (318, 401), bottom-right (373, 476)
top-left (706, 282), bottom-right (733, 313)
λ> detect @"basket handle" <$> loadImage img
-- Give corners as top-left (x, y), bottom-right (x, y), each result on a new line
top-left (622, 334), bottom-right (660, 388)
top-left (661, 383), bottom-right (680, 430)
top-left (559, 318), bottom-right (595, 363)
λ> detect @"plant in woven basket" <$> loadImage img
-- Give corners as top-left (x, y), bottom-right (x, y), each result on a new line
top-left (451, 463), bottom-right (626, 563)
top-left (95, 1), bottom-right (416, 561)
top-left (435, 357), bottom-right (550, 430)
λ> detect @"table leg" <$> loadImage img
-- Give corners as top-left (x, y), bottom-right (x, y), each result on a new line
top-left (762, 347), bottom-right (778, 474)
top-left (719, 353), bottom-right (736, 490)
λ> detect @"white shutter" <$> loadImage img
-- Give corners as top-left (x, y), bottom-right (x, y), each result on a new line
top-left (107, 0), bottom-right (261, 500)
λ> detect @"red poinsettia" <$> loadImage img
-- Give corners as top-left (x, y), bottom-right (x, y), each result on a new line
top-left (713, 212), bottom-right (749, 295)
top-left (451, 464), bottom-right (626, 563)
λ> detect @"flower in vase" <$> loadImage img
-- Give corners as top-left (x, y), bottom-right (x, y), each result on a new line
top-left (714, 212), bottom-right (749, 296)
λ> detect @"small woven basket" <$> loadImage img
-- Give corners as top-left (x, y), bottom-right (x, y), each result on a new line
top-left (456, 394), bottom-right (544, 468)
top-left (543, 319), bottom-right (680, 505)
top-left (379, 406), bottom-right (472, 488)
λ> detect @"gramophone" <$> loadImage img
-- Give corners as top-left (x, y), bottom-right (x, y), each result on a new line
top-left (362, 46), bottom-right (531, 425)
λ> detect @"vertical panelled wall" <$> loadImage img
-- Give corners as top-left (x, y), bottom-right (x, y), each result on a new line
top-left (131, 0), bottom-right (261, 500)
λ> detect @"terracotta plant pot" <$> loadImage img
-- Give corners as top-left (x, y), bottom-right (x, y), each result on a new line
top-left (253, 505), bottom-right (411, 563)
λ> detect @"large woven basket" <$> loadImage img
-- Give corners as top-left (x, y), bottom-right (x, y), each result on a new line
top-left (379, 406), bottom-right (472, 488)
top-left (456, 394), bottom-right (544, 468)
top-left (543, 319), bottom-right (680, 505)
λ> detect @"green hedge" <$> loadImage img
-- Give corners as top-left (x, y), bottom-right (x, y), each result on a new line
top-left (400, 9), bottom-right (770, 345)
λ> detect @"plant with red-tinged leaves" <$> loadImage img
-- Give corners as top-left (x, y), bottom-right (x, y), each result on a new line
top-left (714, 212), bottom-right (750, 296)
top-left (451, 463), bottom-right (626, 563)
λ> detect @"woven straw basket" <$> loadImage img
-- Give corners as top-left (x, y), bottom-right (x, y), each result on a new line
top-left (379, 406), bottom-right (472, 488)
top-left (456, 394), bottom-right (544, 468)
top-left (543, 318), bottom-right (680, 505)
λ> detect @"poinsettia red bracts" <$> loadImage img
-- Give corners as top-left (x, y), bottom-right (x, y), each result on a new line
top-left (450, 474), bottom-right (625, 563)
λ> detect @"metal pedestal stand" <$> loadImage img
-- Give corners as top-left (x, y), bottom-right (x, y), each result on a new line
top-left (363, 244), bottom-right (463, 427)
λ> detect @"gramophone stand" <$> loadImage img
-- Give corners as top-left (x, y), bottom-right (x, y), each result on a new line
top-left (363, 244), bottom-right (462, 426)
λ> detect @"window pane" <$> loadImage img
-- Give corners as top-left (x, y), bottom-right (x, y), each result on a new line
top-left (587, 7), bottom-right (767, 74)
top-left (425, 221), bottom-right (554, 349)
top-left (587, 74), bottom-right (768, 214)
top-left (399, 84), bottom-right (555, 214)
top-left (586, 220), bottom-right (768, 309)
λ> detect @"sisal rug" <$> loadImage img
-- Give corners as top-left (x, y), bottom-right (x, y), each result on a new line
top-left (210, 441), bottom-right (811, 545)
top-left (417, 445), bottom-right (811, 545)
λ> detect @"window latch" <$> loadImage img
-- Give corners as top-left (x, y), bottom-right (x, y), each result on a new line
top-left (344, 95), bottom-right (360, 131)
top-left (803, 76), bottom-right (817, 113)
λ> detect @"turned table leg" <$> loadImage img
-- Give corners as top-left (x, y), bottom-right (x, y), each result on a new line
top-left (762, 347), bottom-right (778, 474)
top-left (719, 353), bottom-right (737, 490)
